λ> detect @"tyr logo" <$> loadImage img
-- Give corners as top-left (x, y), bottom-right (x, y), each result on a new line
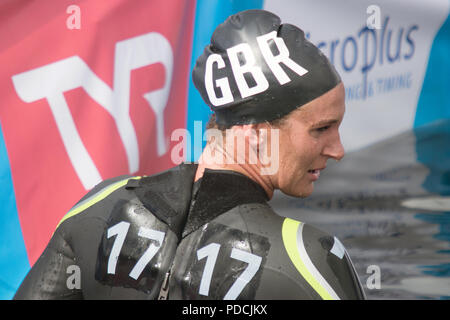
top-left (12, 32), bottom-right (173, 190)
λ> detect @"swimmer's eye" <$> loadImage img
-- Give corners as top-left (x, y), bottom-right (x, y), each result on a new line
top-left (316, 125), bottom-right (330, 132)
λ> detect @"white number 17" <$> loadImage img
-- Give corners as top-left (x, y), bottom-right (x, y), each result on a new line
top-left (197, 242), bottom-right (262, 300)
top-left (106, 221), bottom-right (166, 280)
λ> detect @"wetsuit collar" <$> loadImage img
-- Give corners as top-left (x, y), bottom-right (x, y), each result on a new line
top-left (182, 167), bottom-right (269, 237)
top-left (133, 163), bottom-right (269, 239)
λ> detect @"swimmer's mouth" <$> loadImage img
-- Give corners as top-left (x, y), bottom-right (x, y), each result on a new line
top-left (308, 167), bottom-right (325, 180)
top-left (308, 167), bottom-right (325, 174)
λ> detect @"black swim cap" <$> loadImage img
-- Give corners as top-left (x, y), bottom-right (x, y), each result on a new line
top-left (192, 9), bottom-right (341, 127)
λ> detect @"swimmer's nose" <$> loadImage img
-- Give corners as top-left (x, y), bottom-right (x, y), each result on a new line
top-left (323, 132), bottom-right (345, 161)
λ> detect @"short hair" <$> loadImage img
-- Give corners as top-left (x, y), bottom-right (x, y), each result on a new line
top-left (205, 112), bottom-right (289, 132)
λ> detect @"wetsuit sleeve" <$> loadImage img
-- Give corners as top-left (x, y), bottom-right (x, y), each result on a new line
top-left (13, 227), bottom-right (82, 300)
top-left (282, 218), bottom-right (366, 300)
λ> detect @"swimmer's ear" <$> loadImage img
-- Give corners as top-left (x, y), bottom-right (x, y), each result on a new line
top-left (242, 124), bottom-right (259, 147)
top-left (204, 127), bottom-right (223, 146)
top-left (254, 122), bottom-right (273, 147)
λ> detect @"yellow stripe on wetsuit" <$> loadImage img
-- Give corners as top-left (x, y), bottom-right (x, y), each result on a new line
top-left (56, 176), bottom-right (142, 230)
top-left (282, 218), bottom-right (340, 300)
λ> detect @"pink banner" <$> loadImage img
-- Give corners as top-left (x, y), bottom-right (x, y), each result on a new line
top-left (0, 0), bottom-right (195, 265)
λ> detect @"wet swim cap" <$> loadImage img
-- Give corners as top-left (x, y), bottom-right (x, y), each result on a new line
top-left (192, 9), bottom-right (341, 126)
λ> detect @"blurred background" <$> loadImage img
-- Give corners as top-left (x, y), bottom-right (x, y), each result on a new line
top-left (0, 0), bottom-right (449, 299)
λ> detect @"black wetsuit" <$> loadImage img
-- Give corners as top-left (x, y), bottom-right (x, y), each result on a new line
top-left (14, 163), bottom-right (365, 300)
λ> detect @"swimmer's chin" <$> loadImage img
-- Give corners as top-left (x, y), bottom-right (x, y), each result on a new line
top-left (281, 185), bottom-right (314, 198)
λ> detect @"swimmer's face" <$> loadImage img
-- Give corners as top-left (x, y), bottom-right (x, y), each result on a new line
top-left (270, 82), bottom-right (345, 197)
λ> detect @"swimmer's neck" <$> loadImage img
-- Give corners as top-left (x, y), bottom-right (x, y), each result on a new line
top-left (194, 144), bottom-right (275, 200)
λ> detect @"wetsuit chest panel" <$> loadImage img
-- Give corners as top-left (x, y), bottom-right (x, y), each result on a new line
top-left (94, 199), bottom-right (178, 297)
top-left (169, 221), bottom-right (270, 300)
